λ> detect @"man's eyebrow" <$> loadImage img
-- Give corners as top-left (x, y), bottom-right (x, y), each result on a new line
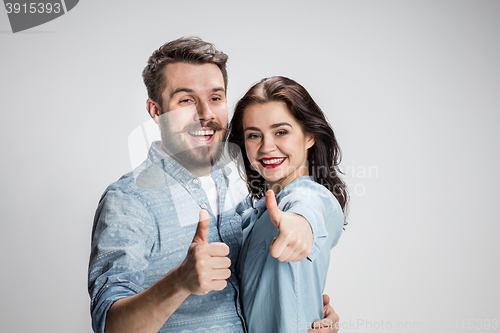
top-left (170, 88), bottom-right (194, 98)
top-left (170, 87), bottom-right (225, 98)
top-left (211, 87), bottom-right (225, 93)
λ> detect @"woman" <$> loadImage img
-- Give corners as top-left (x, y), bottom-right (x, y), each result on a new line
top-left (228, 76), bottom-right (348, 332)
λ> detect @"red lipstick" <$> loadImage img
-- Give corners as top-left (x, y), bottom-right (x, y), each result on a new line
top-left (259, 157), bottom-right (286, 169)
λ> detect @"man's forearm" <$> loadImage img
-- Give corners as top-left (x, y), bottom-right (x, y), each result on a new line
top-left (105, 265), bottom-right (190, 333)
top-left (103, 212), bottom-right (231, 333)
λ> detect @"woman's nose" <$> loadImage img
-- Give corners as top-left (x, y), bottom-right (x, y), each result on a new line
top-left (259, 136), bottom-right (276, 153)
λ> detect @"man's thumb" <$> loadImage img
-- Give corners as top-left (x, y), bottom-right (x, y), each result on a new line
top-left (265, 190), bottom-right (282, 228)
top-left (192, 210), bottom-right (210, 244)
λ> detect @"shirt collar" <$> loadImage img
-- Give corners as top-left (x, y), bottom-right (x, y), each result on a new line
top-left (148, 141), bottom-right (231, 185)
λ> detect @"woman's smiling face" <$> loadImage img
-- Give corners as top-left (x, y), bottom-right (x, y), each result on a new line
top-left (242, 101), bottom-right (315, 192)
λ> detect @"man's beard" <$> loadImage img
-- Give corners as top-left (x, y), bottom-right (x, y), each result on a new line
top-left (159, 120), bottom-right (227, 171)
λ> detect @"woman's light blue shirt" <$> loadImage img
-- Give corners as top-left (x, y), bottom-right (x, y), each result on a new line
top-left (236, 176), bottom-right (344, 333)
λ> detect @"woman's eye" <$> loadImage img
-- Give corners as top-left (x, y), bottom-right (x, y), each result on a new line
top-left (276, 130), bottom-right (287, 136)
top-left (247, 133), bottom-right (260, 139)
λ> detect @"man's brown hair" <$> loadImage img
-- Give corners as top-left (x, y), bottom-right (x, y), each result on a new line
top-left (142, 36), bottom-right (229, 110)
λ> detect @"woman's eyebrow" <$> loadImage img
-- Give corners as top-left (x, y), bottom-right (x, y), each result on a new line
top-left (244, 126), bottom-right (261, 131)
top-left (271, 122), bottom-right (293, 129)
top-left (244, 122), bottom-right (293, 131)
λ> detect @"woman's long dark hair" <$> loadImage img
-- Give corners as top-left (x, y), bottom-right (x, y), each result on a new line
top-left (228, 76), bottom-right (348, 217)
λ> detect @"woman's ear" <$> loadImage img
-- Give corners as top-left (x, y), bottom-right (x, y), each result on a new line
top-left (306, 134), bottom-right (315, 150)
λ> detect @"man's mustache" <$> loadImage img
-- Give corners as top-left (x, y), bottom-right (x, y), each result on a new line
top-left (186, 121), bottom-right (227, 133)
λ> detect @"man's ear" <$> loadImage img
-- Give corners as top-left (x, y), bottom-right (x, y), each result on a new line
top-left (146, 98), bottom-right (161, 125)
top-left (306, 134), bottom-right (315, 150)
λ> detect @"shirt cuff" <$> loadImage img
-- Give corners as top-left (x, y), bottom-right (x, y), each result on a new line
top-left (287, 205), bottom-right (328, 262)
top-left (91, 284), bottom-right (138, 333)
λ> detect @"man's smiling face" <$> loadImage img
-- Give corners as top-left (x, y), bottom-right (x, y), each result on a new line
top-left (153, 62), bottom-right (228, 174)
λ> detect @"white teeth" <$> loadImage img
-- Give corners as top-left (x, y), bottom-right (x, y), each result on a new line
top-left (261, 158), bottom-right (285, 165)
top-left (189, 130), bottom-right (214, 136)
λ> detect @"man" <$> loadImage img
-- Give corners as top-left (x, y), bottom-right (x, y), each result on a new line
top-left (88, 37), bottom-right (339, 333)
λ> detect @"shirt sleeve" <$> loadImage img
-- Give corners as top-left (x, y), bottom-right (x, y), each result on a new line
top-left (278, 186), bottom-right (330, 262)
top-left (88, 188), bottom-right (155, 333)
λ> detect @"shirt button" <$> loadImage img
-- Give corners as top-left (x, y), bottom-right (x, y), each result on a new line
top-left (193, 179), bottom-right (199, 184)
top-left (201, 204), bottom-right (207, 209)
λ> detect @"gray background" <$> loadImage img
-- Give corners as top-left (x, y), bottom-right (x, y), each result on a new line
top-left (1, 1), bottom-right (499, 332)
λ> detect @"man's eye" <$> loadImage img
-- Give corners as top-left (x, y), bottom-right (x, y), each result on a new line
top-left (180, 99), bottom-right (194, 104)
top-left (211, 96), bottom-right (221, 102)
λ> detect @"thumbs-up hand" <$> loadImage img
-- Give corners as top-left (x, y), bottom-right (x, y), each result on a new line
top-left (192, 209), bottom-right (210, 245)
top-left (179, 210), bottom-right (231, 295)
top-left (266, 190), bottom-right (314, 262)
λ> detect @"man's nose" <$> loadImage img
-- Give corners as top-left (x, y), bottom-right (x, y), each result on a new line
top-left (195, 101), bottom-right (215, 123)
